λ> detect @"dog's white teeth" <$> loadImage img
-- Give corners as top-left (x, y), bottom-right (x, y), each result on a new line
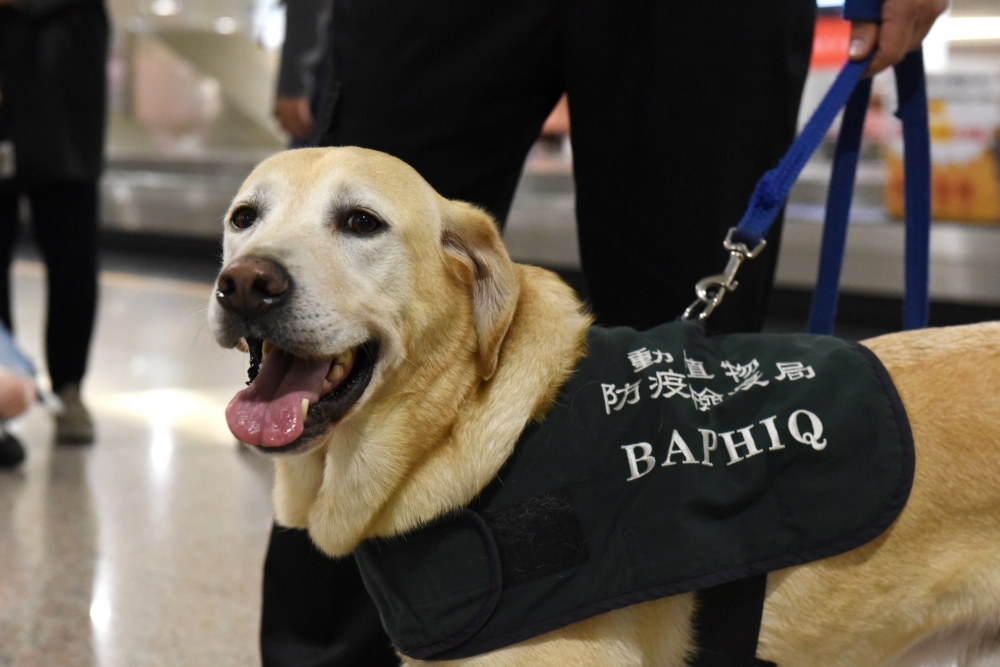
top-left (263, 341), bottom-right (274, 358)
top-left (301, 398), bottom-right (309, 419)
top-left (326, 363), bottom-right (346, 387)
top-left (334, 348), bottom-right (355, 368)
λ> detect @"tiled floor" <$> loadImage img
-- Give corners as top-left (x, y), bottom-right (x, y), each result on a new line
top-left (0, 258), bottom-right (271, 667)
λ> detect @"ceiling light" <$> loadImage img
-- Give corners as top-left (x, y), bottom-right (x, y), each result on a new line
top-left (149, 0), bottom-right (180, 17)
top-left (214, 16), bottom-right (238, 34)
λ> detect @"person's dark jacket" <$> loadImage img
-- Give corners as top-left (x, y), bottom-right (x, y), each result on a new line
top-left (277, 0), bottom-right (332, 100)
top-left (0, 0), bottom-right (108, 183)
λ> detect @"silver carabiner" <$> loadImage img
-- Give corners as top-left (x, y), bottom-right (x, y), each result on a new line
top-left (681, 228), bottom-right (767, 323)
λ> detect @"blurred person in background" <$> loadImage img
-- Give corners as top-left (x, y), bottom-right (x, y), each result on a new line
top-left (0, 0), bottom-right (107, 446)
top-left (274, 0), bottom-right (333, 149)
top-left (0, 320), bottom-right (37, 466)
top-left (261, 0), bottom-right (946, 665)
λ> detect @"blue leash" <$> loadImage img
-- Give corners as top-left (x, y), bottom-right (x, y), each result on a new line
top-left (683, 50), bottom-right (931, 334)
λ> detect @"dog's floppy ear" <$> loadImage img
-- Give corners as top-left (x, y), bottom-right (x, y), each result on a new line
top-left (442, 201), bottom-right (520, 380)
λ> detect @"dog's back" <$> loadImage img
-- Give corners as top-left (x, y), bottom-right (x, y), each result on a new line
top-left (758, 321), bottom-right (1000, 667)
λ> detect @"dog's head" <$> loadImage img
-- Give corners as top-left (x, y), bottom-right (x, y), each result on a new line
top-left (209, 147), bottom-right (519, 457)
top-left (210, 147), bottom-right (591, 556)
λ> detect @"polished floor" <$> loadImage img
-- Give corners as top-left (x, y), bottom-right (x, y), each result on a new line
top-left (0, 257), bottom-right (271, 667)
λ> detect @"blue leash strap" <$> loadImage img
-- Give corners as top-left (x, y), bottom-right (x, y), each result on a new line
top-left (681, 56), bottom-right (872, 323)
top-left (808, 49), bottom-right (931, 332)
top-left (730, 56), bottom-right (872, 250)
top-left (895, 49), bottom-right (931, 330)
top-left (806, 76), bottom-right (873, 334)
top-left (683, 50), bottom-right (931, 333)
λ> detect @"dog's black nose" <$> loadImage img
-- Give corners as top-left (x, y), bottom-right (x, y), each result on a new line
top-left (216, 257), bottom-right (292, 319)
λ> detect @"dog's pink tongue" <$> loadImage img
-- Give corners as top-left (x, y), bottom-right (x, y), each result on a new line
top-left (226, 349), bottom-right (330, 447)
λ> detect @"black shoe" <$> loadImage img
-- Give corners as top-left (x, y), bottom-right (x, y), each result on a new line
top-left (0, 431), bottom-right (25, 467)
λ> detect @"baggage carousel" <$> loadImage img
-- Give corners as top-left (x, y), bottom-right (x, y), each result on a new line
top-left (98, 148), bottom-right (1000, 308)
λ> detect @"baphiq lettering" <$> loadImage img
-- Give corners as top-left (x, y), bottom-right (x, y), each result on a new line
top-left (621, 409), bottom-right (826, 481)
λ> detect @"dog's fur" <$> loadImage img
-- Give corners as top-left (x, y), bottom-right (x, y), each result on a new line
top-left (211, 147), bottom-right (1000, 667)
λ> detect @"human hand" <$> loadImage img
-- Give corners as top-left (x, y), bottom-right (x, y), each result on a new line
top-left (541, 95), bottom-right (570, 137)
top-left (848, 0), bottom-right (949, 76)
top-left (274, 96), bottom-right (314, 141)
top-left (0, 371), bottom-right (35, 420)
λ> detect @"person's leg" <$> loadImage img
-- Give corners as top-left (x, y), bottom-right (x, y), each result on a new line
top-left (263, 3), bottom-right (565, 665)
top-left (564, 6), bottom-right (814, 659)
top-left (261, 526), bottom-right (400, 667)
top-left (320, 0), bottom-right (564, 225)
top-left (27, 180), bottom-right (98, 392)
top-left (565, 0), bottom-right (816, 332)
top-left (0, 185), bottom-right (25, 467)
top-left (0, 185), bottom-right (22, 332)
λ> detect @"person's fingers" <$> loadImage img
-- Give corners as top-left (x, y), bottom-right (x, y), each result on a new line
top-left (274, 99), bottom-right (295, 134)
top-left (849, 21), bottom-right (879, 61)
top-left (864, 0), bottom-right (950, 76)
top-left (867, 19), bottom-right (911, 75)
top-left (275, 97), bottom-right (311, 140)
top-left (0, 373), bottom-right (33, 419)
top-left (279, 111), bottom-right (305, 139)
top-left (294, 98), bottom-right (315, 140)
top-left (541, 95), bottom-right (570, 136)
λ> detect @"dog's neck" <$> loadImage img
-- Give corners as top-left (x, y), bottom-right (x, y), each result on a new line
top-left (273, 265), bottom-right (592, 557)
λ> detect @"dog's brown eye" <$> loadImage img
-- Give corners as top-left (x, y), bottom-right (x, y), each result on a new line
top-left (344, 211), bottom-right (384, 235)
top-left (231, 207), bottom-right (258, 230)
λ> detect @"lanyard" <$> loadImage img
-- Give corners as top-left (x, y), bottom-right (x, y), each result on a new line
top-left (682, 49), bottom-right (931, 334)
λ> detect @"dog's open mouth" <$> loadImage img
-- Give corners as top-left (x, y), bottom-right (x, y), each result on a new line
top-left (225, 338), bottom-right (378, 452)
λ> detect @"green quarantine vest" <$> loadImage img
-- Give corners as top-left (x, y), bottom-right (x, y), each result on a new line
top-left (354, 321), bottom-right (914, 660)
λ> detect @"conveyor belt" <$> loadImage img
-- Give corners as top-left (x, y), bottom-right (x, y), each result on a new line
top-left (98, 157), bottom-right (1000, 306)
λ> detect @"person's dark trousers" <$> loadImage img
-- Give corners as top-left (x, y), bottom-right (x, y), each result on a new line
top-left (261, 525), bottom-right (400, 667)
top-left (319, 0), bottom-right (814, 332)
top-left (261, 1), bottom-right (816, 664)
top-left (0, 180), bottom-right (99, 392)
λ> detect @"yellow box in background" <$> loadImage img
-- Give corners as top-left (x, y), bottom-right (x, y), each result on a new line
top-left (881, 73), bottom-right (1000, 225)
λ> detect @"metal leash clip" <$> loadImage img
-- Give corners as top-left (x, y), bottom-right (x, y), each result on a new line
top-left (681, 228), bottom-right (766, 323)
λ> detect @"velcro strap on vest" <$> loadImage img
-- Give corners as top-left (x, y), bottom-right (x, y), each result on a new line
top-left (355, 510), bottom-right (502, 658)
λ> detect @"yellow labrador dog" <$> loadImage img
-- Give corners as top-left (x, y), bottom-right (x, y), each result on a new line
top-left (209, 147), bottom-right (1000, 667)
